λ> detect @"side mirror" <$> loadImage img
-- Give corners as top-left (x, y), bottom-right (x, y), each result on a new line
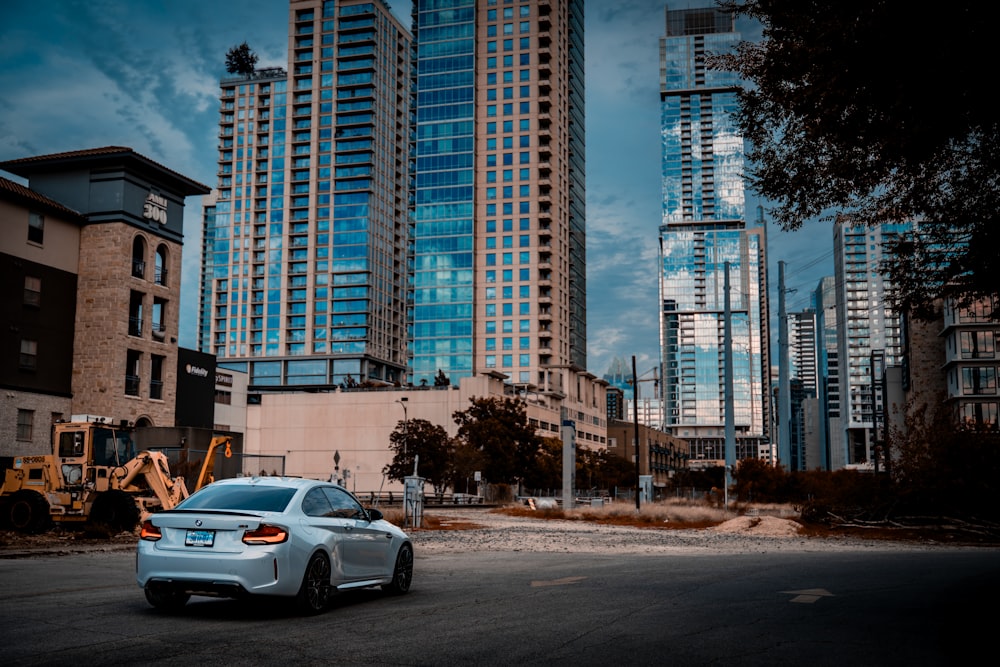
top-left (366, 508), bottom-right (384, 522)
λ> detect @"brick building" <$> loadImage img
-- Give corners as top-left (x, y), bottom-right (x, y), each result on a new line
top-left (0, 147), bottom-right (208, 456)
top-left (606, 419), bottom-right (689, 496)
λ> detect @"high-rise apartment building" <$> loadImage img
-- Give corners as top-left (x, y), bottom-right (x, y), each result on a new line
top-left (832, 221), bottom-right (910, 467)
top-left (409, 0), bottom-right (586, 390)
top-left (200, 0), bottom-right (412, 388)
top-left (813, 275), bottom-right (840, 470)
top-left (657, 5), bottom-right (770, 463)
top-left (788, 309), bottom-right (817, 470)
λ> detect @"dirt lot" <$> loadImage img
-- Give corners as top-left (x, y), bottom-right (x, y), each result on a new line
top-left (3, 505), bottom-right (996, 559)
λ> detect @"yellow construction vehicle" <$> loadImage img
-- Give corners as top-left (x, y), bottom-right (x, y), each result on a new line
top-left (0, 417), bottom-right (232, 534)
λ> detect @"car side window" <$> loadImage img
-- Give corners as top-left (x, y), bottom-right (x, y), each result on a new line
top-left (321, 486), bottom-right (365, 519)
top-left (302, 487), bottom-right (335, 517)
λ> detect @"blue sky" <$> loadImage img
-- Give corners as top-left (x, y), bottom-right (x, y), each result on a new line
top-left (0, 0), bottom-right (833, 378)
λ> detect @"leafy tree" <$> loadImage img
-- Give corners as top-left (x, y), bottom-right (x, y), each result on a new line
top-left (225, 41), bottom-right (258, 77)
top-left (716, 0), bottom-right (1000, 319)
top-left (732, 457), bottom-right (790, 503)
top-left (520, 438), bottom-right (640, 494)
top-left (383, 418), bottom-right (455, 494)
top-left (449, 440), bottom-right (485, 495)
top-left (453, 396), bottom-right (540, 486)
top-left (433, 369), bottom-right (451, 386)
top-left (888, 398), bottom-right (1000, 521)
top-left (522, 437), bottom-right (563, 491)
top-left (579, 447), bottom-right (635, 492)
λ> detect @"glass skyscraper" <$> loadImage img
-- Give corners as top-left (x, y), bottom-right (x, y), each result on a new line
top-left (410, 0), bottom-right (586, 390)
top-left (658, 5), bottom-right (770, 463)
top-left (200, 0), bottom-right (412, 389)
top-left (832, 221), bottom-right (910, 468)
top-left (813, 274), bottom-right (840, 470)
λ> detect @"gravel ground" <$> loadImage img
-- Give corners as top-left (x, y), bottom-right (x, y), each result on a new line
top-left (0, 509), bottom-right (985, 559)
top-left (410, 509), bottom-right (958, 555)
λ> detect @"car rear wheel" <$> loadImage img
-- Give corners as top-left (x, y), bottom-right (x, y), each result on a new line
top-left (296, 551), bottom-right (332, 614)
top-left (144, 584), bottom-right (190, 611)
top-left (382, 543), bottom-right (413, 595)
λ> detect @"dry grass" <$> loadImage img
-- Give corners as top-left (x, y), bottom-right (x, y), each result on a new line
top-left (498, 499), bottom-right (746, 530)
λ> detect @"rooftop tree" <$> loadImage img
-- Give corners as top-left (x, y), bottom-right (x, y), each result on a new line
top-left (225, 41), bottom-right (258, 78)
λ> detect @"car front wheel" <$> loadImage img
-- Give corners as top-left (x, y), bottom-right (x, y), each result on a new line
top-left (296, 551), bottom-right (332, 614)
top-left (383, 543), bottom-right (413, 595)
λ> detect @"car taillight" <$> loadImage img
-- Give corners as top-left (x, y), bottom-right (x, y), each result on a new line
top-left (243, 524), bottom-right (288, 545)
top-left (139, 520), bottom-right (162, 541)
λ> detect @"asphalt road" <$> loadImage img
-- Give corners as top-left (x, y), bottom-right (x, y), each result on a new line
top-left (1, 543), bottom-right (996, 666)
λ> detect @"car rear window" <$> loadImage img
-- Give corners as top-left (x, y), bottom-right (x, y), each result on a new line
top-left (177, 485), bottom-right (297, 512)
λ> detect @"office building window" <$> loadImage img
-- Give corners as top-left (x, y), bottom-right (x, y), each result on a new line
top-left (24, 276), bottom-right (41, 307)
top-left (17, 409), bottom-right (34, 441)
top-left (132, 236), bottom-right (147, 278)
top-left (19, 339), bottom-right (37, 370)
top-left (150, 355), bottom-right (165, 400)
top-left (155, 245), bottom-right (169, 285)
top-left (152, 298), bottom-right (167, 339)
top-left (126, 349), bottom-right (142, 396)
top-left (28, 212), bottom-right (44, 244)
top-left (129, 291), bottom-right (144, 337)
top-left (962, 367), bottom-right (997, 395)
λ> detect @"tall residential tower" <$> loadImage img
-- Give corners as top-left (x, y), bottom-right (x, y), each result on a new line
top-left (832, 221), bottom-right (910, 468)
top-left (200, 0), bottom-right (412, 389)
top-left (657, 5), bottom-right (770, 463)
top-left (409, 0), bottom-right (586, 390)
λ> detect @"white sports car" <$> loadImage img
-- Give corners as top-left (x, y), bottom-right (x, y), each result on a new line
top-left (136, 477), bottom-right (412, 614)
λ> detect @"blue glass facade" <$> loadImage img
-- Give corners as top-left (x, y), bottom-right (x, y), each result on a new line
top-left (411, 0), bottom-right (477, 382)
top-left (202, 0), bottom-right (411, 389)
top-left (658, 6), bottom-right (770, 462)
top-left (410, 0), bottom-right (586, 388)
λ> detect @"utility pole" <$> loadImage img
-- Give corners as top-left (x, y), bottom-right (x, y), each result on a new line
top-left (632, 355), bottom-right (641, 511)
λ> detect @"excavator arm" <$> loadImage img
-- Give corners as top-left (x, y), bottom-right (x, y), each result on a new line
top-left (110, 451), bottom-right (189, 510)
top-left (193, 436), bottom-right (233, 492)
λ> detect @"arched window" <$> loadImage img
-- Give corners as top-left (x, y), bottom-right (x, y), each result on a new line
top-left (155, 245), bottom-right (168, 285)
top-left (131, 236), bottom-right (147, 278)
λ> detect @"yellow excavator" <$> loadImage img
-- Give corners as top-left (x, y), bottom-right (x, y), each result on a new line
top-left (0, 418), bottom-right (232, 534)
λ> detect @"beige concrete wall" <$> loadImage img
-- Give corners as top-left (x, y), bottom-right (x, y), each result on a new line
top-left (245, 372), bottom-right (609, 493)
top-left (0, 199), bottom-right (80, 272)
top-left (214, 369), bottom-right (248, 433)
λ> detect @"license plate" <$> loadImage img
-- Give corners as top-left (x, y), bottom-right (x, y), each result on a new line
top-left (185, 529), bottom-right (215, 547)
